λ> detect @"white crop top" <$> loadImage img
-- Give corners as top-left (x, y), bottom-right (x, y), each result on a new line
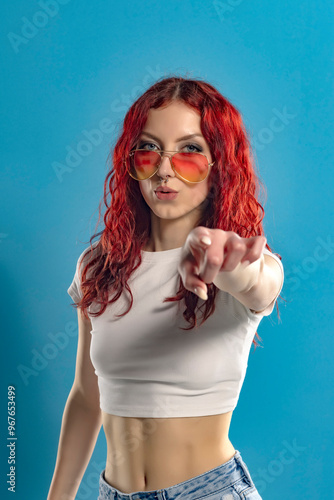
top-left (67, 242), bottom-right (284, 418)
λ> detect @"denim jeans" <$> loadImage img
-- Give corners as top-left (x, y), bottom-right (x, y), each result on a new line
top-left (97, 449), bottom-right (262, 499)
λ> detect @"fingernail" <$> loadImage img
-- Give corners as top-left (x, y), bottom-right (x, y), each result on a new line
top-left (194, 287), bottom-right (208, 301)
top-left (200, 236), bottom-right (211, 246)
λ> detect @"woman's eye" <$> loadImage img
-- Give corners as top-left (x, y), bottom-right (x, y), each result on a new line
top-left (139, 142), bottom-right (157, 150)
top-left (138, 141), bottom-right (203, 152)
top-left (185, 143), bottom-right (202, 152)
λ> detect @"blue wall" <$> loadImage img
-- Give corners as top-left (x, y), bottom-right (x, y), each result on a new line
top-left (1, 1), bottom-right (333, 498)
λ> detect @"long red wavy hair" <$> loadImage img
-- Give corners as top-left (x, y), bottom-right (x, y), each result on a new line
top-left (71, 75), bottom-right (283, 349)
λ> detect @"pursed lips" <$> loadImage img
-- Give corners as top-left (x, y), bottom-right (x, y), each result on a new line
top-left (155, 187), bottom-right (178, 193)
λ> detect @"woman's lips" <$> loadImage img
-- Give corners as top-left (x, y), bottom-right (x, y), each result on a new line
top-left (155, 190), bottom-right (178, 201)
top-left (155, 186), bottom-right (178, 193)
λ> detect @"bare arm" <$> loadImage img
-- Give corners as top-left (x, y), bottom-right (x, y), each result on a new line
top-left (47, 309), bottom-right (103, 500)
top-left (213, 252), bottom-right (283, 313)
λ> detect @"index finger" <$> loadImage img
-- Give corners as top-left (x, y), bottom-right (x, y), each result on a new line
top-left (187, 229), bottom-right (212, 273)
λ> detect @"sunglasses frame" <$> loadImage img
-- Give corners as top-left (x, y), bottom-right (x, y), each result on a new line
top-left (125, 149), bottom-right (215, 184)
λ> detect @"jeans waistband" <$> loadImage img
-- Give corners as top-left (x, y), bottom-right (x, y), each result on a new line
top-left (98, 449), bottom-right (255, 500)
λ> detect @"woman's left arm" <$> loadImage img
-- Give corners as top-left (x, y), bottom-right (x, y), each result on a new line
top-left (178, 227), bottom-right (282, 312)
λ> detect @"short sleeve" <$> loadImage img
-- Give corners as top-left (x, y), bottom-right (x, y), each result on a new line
top-left (67, 242), bottom-right (99, 305)
top-left (67, 258), bottom-right (82, 304)
top-left (247, 247), bottom-right (284, 318)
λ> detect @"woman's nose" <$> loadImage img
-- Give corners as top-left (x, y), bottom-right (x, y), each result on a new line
top-left (156, 153), bottom-right (175, 178)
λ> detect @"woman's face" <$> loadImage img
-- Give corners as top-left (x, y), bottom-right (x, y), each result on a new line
top-left (137, 101), bottom-right (213, 226)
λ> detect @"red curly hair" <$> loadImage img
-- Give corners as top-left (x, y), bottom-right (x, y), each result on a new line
top-left (71, 75), bottom-right (283, 349)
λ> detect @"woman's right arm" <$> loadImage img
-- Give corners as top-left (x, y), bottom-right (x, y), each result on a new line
top-left (47, 309), bottom-right (103, 500)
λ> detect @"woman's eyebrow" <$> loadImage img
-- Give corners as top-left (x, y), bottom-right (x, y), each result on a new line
top-left (140, 131), bottom-right (204, 142)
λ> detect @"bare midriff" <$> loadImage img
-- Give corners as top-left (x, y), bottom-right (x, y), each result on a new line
top-left (102, 410), bottom-right (236, 493)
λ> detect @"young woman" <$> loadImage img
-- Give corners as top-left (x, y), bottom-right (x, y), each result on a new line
top-left (48, 76), bottom-right (284, 500)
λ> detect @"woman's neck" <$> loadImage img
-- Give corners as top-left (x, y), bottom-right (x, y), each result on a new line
top-left (145, 212), bottom-right (200, 252)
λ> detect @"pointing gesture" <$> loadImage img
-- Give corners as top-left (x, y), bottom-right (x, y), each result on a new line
top-left (178, 227), bottom-right (267, 300)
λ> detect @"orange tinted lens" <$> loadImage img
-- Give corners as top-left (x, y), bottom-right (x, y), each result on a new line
top-left (130, 151), bottom-right (160, 180)
top-left (173, 153), bottom-right (208, 182)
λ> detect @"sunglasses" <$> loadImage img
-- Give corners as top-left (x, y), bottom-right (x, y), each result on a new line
top-left (126, 149), bottom-right (215, 183)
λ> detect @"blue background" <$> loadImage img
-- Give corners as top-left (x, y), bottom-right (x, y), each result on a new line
top-left (1, 1), bottom-right (333, 498)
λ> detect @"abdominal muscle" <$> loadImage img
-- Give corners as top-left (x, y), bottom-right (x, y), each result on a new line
top-left (102, 410), bottom-right (236, 493)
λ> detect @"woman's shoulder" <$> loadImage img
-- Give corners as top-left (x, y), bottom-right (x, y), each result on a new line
top-left (77, 240), bottom-right (101, 269)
